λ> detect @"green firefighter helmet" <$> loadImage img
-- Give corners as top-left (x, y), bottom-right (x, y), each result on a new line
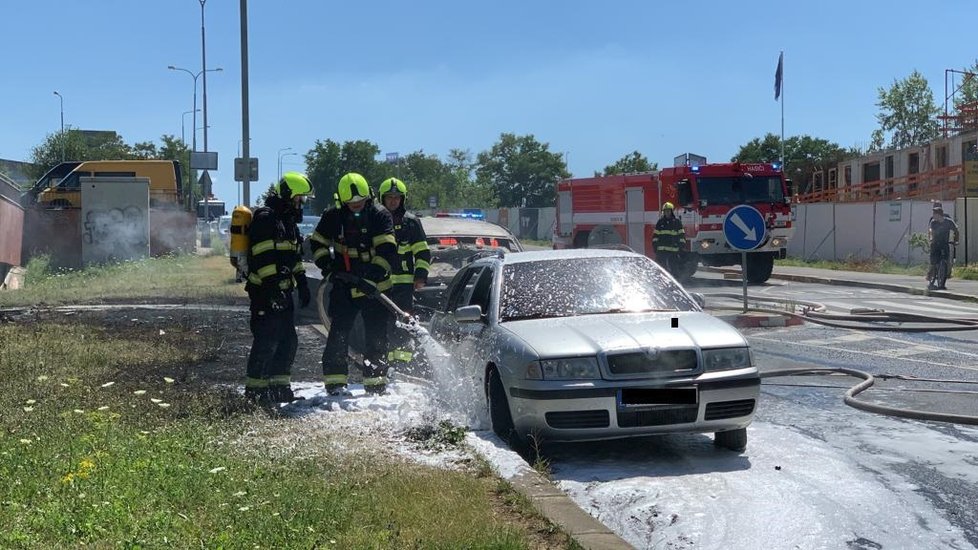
top-left (337, 172), bottom-right (370, 204)
top-left (662, 201), bottom-right (675, 211)
top-left (379, 177), bottom-right (407, 198)
top-left (276, 172), bottom-right (313, 200)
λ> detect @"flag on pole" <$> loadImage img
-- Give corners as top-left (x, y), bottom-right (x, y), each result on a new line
top-left (774, 51), bottom-right (783, 101)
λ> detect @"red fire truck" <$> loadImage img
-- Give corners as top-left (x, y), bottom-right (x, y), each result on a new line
top-left (553, 155), bottom-right (793, 283)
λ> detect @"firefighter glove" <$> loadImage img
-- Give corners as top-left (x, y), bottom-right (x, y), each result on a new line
top-left (268, 290), bottom-right (291, 312)
top-left (355, 277), bottom-right (379, 297)
top-left (355, 263), bottom-right (384, 283)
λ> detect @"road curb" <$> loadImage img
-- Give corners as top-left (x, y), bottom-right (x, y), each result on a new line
top-left (704, 267), bottom-right (978, 304)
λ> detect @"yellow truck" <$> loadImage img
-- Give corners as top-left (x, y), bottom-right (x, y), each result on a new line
top-left (28, 160), bottom-right (184, 209)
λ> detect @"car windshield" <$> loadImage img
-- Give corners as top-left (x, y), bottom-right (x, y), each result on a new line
top-left (500, 257), bottom-right (697, 321)
top-left (696, 176), bottom-right (784, 205)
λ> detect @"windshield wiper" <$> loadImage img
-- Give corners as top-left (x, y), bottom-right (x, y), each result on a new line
top-left (580, 307), bottom-right (678, 315)
top-left (502, 312), bottom-right (563, 322)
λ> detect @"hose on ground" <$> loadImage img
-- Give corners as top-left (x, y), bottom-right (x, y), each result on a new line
top-left (706, 291), bottom-right (978, 331)
top-left (761, 367), bottom-right (978, 426)
top-left (711, 305), bottom-right (978, 332)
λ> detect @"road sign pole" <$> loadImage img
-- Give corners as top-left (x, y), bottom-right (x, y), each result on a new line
top-left (742, 251), bottom-right (748, 313)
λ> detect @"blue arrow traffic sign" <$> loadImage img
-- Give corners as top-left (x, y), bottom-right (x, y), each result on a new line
top-left (723, 205), bottom-right (767, 251)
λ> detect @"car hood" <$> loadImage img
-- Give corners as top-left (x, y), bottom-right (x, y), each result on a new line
top-left (498, 312), bottom-right (746, 357)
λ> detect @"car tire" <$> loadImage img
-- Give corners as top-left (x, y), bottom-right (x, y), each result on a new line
top-left (487, 367), bottom-right (519, 444)
top-left (714, 428), bottom-right (747, 452)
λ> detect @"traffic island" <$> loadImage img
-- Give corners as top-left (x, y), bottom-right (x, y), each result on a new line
top-left (716, 311), bottom-right (805, 328)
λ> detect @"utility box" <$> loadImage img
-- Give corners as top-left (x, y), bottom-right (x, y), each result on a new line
top-left (80, 176), bottom-right (150, 265)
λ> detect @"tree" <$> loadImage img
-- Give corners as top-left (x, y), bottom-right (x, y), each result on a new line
top-left (871, 70), bottom-right (940, 151)
top-left (304, 139), bottom-right (382, 214)
top-left (475, 133), bottom-right (569, 208)
top-left (732, 133), bottom-right (857, 195)
top-left (600, 151), bottom-right (657, 176)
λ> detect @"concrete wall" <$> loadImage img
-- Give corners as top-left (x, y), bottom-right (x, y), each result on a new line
top-left (0, 194), bottom-right (24, 268)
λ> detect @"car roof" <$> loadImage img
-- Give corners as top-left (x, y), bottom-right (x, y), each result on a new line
top-left (419, 216), bottom-right (516, 238)
top-left (476, 248), bottom-right (645, 266)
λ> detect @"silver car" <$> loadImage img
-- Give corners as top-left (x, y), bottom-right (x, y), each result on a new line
top-left (429, 248), bottom-right (759, 451)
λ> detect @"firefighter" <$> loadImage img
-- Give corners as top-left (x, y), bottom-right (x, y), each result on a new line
top-left (243, 172), bottom-right (313, 404)
top-left (653, 202), bottom-right (686, 277)
top-left (378, 177), bottom-right (431, 373)
top-left (309, 172), bottom-right (397, 395)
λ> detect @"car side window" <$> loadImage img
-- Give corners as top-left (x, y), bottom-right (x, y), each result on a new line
top-left (468, 266), bottom-right (494, 316)
top-left (445, 266), bottom-right (484, 312)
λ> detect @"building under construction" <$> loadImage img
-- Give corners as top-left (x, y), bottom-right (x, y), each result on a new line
top-left (799, 101), bottom-right (978, 204)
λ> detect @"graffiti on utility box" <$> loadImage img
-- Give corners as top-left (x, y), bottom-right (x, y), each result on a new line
top-left (80, 177), bottom-right (150, 265)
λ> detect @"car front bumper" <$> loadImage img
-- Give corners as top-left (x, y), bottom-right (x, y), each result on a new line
top-left (506, 372), bottom-right (760, 442)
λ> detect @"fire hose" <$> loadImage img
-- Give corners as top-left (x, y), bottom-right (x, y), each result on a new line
top-left (705, 292), bottom-right (978, 332)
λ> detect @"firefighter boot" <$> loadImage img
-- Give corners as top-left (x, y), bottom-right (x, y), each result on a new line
top-left (362, 358), bottom-right (390, 395)
top-left (269, 385), bottom-right (304, 403)
top-left (244, 386), bottom-right (273, 405)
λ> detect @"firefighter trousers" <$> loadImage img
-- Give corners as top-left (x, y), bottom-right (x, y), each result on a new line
top-left (655, 251), bottom-right (680, 277)
top-left (246, 295), bottom-right (298, 391)
top-left (387, 284), bottom-right (418, 370)
top-left (322, 282), bottom-right (391, 384)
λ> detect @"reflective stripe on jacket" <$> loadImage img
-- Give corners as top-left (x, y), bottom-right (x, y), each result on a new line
top-left (391, 210), bottom-right (431, 285)
top-left (308, 201), bottom-right (397, 298)
top-left (244, 206), bottom-right (305, 293)
top-left (653, 216), bottom-right (686, 253)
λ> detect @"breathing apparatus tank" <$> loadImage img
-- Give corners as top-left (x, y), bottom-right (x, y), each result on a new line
top-left (229, 205), bottom-right (253, 281)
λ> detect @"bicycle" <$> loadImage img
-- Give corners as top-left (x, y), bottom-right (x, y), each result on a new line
top-left (928, 241), bottom-right (957, 290)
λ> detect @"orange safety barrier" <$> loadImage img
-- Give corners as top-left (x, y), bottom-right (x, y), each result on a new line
top-left (797, 165), bottom-right (965, 203)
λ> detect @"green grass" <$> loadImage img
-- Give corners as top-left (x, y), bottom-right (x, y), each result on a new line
top-left (1, 254), bottom-right (245, 308)
top-left (0, 255), bottom-right (568, 548)
top-left (777, 256), bottom-right (978, 280)
top-left (519, 239), bottom-right (553, 248)
top-left (0, 320), bottom-right (560, 548)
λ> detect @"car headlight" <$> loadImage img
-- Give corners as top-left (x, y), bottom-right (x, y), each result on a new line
top-left (525, 357), bottom-right (600, 380)
top-left (702, 348), bottom-right (752, 372)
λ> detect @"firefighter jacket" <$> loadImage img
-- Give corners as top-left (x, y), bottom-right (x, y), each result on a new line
top-left (389, 207), bottom-right (431, 286)
top-left (245, 200), bottom-right (305, 296)
top-left (309, 201), bottom-right (397, 298)
top-left (653, 215), bottom-right (686, 253)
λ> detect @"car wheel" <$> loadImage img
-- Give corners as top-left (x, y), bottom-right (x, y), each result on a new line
top-left (487, 367), bottom-right (519, 444)
top-left (714, 428), bottom-right (747, 452)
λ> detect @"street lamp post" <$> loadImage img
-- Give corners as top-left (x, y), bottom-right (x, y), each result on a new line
top-left (277, 147), bottom-right (293, 181)
top-left (168, 66), bottom-right (222, 155)
top-left (168, 64), bottom-right (221, 224)
top-left (181, 109), bottom-right (199, 145)
top-left (279, 152), bottom-right (299, 180)
top-left (53, 91), bottom-right (64, 161)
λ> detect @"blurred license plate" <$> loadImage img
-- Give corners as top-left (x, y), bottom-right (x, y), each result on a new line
top-left (618, 388), bottom-right (697, 408)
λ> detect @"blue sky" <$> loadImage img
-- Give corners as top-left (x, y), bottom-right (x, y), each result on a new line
top-left (3, 0), bottom-right (977, 205)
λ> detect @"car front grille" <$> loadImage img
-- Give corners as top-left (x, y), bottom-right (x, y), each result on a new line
top-left (545, 410), bottom-right (610, 429)
top-left (617, 406), bottom-right (698, 427)
top-left (606, 350), bottom-right (698, 376)
top-left (704, 399), bottom-right (755, 420)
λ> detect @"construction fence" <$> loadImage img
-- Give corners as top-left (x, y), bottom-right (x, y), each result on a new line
top-left (789, 198), bottom-right (978, 265)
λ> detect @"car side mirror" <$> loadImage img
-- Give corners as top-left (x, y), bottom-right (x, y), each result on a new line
top-left (690, 292), bottom-right (706, 310)
top-left (454, 304), bottom-right (484, 323)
